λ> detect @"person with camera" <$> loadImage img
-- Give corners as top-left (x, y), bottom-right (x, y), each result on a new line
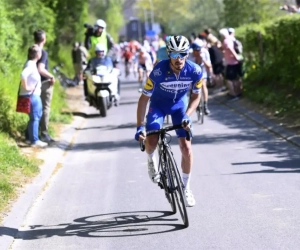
top-left (83, 19), bottom-right (114, 99)
top-left (84, 19), bottom-right (114, 55)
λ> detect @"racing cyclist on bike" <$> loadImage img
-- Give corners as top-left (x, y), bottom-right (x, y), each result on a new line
top-left (135, 35), bottom-right (203, 207)
top-left (137, 47), bottom-right (153, 92)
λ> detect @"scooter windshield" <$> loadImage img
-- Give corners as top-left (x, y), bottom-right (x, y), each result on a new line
top-left (95, 65), bottom-right (108, 76)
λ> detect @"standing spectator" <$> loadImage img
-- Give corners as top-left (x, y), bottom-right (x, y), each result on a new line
top-left (228, 28), bottom-right (244, 97)
top-left (75, 42), bottom-right (89, 85)
top-left (33, 30), bottom-right (56, 143)
top-left (219, 28), bottom-right (242, 101)
top-left (21, 45), bottom-right (47, 148)
top-left (207, 37), bottom-right (226, 93)
top-left (72, 42), bottom-right (79, 82)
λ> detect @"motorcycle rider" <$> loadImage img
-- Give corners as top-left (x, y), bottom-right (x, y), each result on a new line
top-left (85, 43), bottom-right (114, 73)
top-left (84, 43), bottom-right (120, 103)
top-left (84, 19), bottom-right (114, 55)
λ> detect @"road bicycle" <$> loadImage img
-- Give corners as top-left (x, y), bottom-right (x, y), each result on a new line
top-left (140, 124), bottom-right (191, 228)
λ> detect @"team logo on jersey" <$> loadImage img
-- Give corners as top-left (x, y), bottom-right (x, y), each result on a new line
top-left (153, 68), bottom-right (162, 77)
top-left (195, 79), bottom-right (203, 89)
top-left (144, 78), bottom-right (154, 90)
top-left (161, 81), bottom-right (190, 90)
top-left (184, 69), bottom-right (187, 76)
top-left (193, 66), bottom-right (202, 75)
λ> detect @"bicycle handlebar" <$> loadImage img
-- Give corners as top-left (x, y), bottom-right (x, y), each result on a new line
top-left (139, 123), bottom-right (192, 152)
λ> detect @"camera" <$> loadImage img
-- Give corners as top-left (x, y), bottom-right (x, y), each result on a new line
top-left (84, 23), bottom-right (95, 36)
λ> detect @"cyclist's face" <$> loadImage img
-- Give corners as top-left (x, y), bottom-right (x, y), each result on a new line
top-left (170, 56), bottom-right (187, 70)
top-left (193, 50), bottom-right (201, 57)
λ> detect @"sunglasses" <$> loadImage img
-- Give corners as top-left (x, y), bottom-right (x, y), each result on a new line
top-left (169, 52), bottom-right (188, 59)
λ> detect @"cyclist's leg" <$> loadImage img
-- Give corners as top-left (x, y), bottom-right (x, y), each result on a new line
top-left (145, 104), bottom-right (165, 182)
top-left (171, 107), bottom-right (195, 206)
top-left (138, 64), bottom-right (143, 83)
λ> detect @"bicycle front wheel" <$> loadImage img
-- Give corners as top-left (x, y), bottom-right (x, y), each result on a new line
top-left (165, 147), bottom-right (189, 228)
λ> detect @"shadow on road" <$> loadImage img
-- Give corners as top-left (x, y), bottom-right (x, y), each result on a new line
top-left (75, 122), bottom-right (136, 131)
top-left (62, 111), bottom-right (101, 119)
top-left (193, 100), bottom-right (300, 174)
top-left (0, 211), bottom-right (184, 240)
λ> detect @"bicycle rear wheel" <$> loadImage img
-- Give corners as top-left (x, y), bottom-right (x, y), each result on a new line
top-left (197, 97), bottom-right (204, 124)
top-left (165, 147), bottom-right (189, 228)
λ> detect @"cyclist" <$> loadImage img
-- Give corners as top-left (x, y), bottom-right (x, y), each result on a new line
top-left (137, 47), bottom-right (153, 92)
top-left (135, 35), bottom-right (203, 207)
top-left (155, 36), bottom-right (171, 63)
top-left (191, 39), bottom-right (212, 115)
top-left (122, 45), bottom-right (133, 77)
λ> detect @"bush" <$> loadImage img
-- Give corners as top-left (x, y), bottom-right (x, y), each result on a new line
top-left (236, 15), bottom-right (300, 115)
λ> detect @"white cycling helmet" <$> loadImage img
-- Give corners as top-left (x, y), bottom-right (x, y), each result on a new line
top-left (166, 35), bottom-right (190, 53)
top-left (95, 43), bottom-right (106, 53)
top-left (95, 19), bottom-right (106, 29)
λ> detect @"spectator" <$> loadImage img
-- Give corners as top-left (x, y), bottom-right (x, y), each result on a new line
top-left (281, 0), bottom-right (300, 13)
top-left (84, 19), bottom-right (114, 54)
top-left (219, 28), bottom-right (242, 101)
top-left (21, 45), bottom-right (47, 148)
top-left (228, 27), bottom-right (244, 96)
top-left (207, 36), bottom-right (225, 93)
top-left (75, 42), bottom-right (89, 85)
top-left (34, 30), bottom-right (56, 143)
top-left (72, 42), bottom-right (79, 82)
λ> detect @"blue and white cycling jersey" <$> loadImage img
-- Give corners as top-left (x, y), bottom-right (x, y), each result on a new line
top-left (143, 59), bottom-right (203, 106)
top-left (143, 59), bottom-right (203, 138)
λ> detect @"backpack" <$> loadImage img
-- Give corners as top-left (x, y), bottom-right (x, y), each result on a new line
top-left (234, 39), bottom-right (243, 55)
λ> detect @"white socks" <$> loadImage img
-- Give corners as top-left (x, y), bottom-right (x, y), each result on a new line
top-left (182, 173), bottom-right (190, 190)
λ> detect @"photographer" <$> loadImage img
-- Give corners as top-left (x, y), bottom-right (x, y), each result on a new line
top-left (84, 19), bottom-right (114, 54)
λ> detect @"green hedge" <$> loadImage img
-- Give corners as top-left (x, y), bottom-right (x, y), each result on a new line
top-left (236, 15), bottom-right (300, 114)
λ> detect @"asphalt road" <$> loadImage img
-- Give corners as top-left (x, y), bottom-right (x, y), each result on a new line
top-left (9, 72), bottom-right (300, 250)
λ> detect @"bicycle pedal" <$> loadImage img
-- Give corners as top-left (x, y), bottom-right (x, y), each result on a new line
top-left (158, 182), bottom-right (164, 189)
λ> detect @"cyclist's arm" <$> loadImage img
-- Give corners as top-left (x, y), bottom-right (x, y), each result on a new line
top-left (187, 68), bottom-right (204, 116)
top-left (137, 94), bottom-right (150, 126)
top-left (186, 93), bottom-right (201, 117)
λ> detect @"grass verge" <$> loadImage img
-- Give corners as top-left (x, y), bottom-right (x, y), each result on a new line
top-left (0, 47), bottom-right (74, 219)
top-left (0, 133), bottom-right (40, 214)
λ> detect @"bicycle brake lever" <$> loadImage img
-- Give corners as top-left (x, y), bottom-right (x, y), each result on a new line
top-left (182, 120), bottom-right (191, 141)
top-left (140, 140), bottom-right (145, 151)
top-left (139, 131), bottom-right (145, 151)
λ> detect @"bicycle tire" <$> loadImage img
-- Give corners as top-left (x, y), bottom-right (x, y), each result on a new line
top-left (197, 98), bottom-right (204, 125)
top-left (158, 146), bottom-right (176, 214)
top-left (165, 147), bottom-right (189, 228)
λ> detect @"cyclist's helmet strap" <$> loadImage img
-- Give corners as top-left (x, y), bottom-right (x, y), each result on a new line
top-left (166, 35), bottom-right (190, 53)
